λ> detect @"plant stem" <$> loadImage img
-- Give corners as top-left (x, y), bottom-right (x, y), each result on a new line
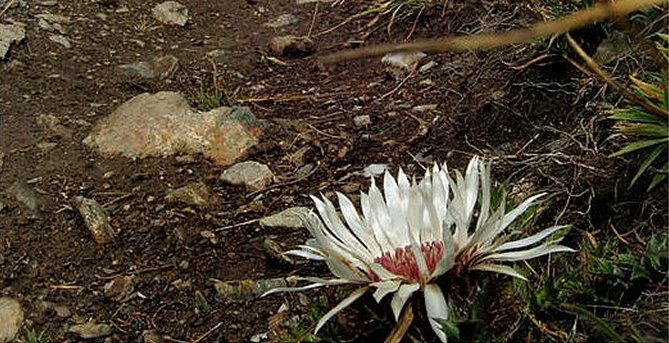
top-left (320, 0), bottom-right (665, 63)
top-left (384, 302), bottom-right (415, 343)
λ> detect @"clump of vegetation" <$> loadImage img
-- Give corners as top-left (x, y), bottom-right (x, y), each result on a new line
top-left (609, 34), bottom-right (669, 190)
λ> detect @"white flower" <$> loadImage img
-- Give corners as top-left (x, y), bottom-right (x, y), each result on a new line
top-left (265, 157), bottom-right (574, 342)
top-left (445, 157), bottom-right (575, 280)
top-left (267, 164), bottom-right (455, 342)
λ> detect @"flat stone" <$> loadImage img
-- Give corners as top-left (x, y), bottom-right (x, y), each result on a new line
top-left (152, 1), bottom-right (190, 26)
top-left (0, 23), bottom-right (26, 59)
top-left (0, 297), bottom-right (23, 343)
top-left (68, 322), bottom-right (112, 339)
top-left (49, 34), bottom-right (71, 48)
top-left (117, 61), bottom-right (154, 78)
top-left (84, 92), bottom-right (267, 166)
top-left (7, 180), bottom-right (38, 213)
top-left (74, 196), bottom-right (114, 245)
top-left (213, 278), bottom-right (287, 301)
top-left (165, 181), bottom-right (212, 208)
top-left (270, 35), bottom-right (315, 57)
top-left (259, 207), bottom-right (309, 228)
top-left (220, 161), bottom-right (273, 192)
top-left (264, 14), bottom-right (299, 28)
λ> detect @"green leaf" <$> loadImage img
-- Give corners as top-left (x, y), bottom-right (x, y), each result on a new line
top-left (622, 123), bottom-right (669, 137)
top-left (647, 160), bottom-right (668, 191)
top-left (609, 108), bottom-right (667, 125)
top-left (630, 144), bottom-right (665, 187)
top-left (609, 137), bottom-right (669, 157)
top-left (562, 304), bottom-right (626, 343)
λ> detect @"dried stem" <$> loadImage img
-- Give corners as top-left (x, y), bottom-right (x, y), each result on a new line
top-left (384, 303), bottom-right (415, 343)
top-left (319, 0), bottom-right (665, 63)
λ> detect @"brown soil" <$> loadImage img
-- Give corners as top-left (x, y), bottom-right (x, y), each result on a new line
top-left (0, 1), bottom-right (666, 342)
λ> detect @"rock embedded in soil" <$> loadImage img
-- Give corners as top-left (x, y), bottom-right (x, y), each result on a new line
top-left (152, 1), bottom-right (190, 26)
top-left (0, 151), bottom-right (4, 172)
top-left (220, 161), bottom-right (274, 192)
top-left (165, 181), bottom-right (213, 208)
top-left (68, 322), bottom-right (112, 339)
top-left (0, 297), bottom-right (23, 343)
top-left (0, 23), bottom-right (25, 60)
top-left (270, 35), bottom-right (315, 57)
top-left (49, 34), bottom-right (71, 49)
top-left (259, 206), bottom-right (309, 228)
top-left (74, 196), bottom-right (114, 245)
top-left (84, 92), bottom-right (267, 166)
top-left (117, 61), bottom-right (154, 78)
top-left (7, 180), bottom-right (39, 213)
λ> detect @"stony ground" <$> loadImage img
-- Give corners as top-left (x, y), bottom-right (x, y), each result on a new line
top-left (0, 0), bottom-right (667, 342)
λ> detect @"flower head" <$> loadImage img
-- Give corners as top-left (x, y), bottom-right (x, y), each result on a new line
top-left (265, 157), bottom-right (574, 342)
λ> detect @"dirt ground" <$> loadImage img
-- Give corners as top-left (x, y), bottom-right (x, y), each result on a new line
top-left (0, 0), bottom-right (666, 342)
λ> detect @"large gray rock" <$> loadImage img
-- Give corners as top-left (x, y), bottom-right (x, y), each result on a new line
top-left (84, 92), bottom-right (267, 166)
top-left (0, 297), bottom-right (23, 343)
top-left (0, 23), bottom-right (25, 59)
top-left (152, 1), bottom-right (190, 26)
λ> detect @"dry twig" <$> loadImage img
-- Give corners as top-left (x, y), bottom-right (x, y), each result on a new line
top-left (320, 0), bottom-right (665, 63)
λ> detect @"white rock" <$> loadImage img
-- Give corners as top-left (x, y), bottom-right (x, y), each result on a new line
top-left (152, 1), bottom-right (190, 26)
top-left (0, 297), bottom-right (23, 343)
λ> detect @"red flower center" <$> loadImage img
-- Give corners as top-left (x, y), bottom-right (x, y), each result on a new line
top-left (372, 241), bottom-right (444, 283)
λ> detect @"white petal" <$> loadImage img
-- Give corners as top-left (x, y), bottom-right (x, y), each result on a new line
top-left (314, 286), bottom-right (369, 334)
top-left (482, 244), bottom-right (575, 262)
top-left (390, 283), bottom-right (420, 321)
top-left (498, 193), bottom-right (545, 234)
top-left (470, 263), bottom-right (527, 280)
top-left (493, 225), bottom-right (570, 252)
top-left (262, 282), bottom-right (327, 297)
top-left (337, 192), bottom-right (381, 256)
top-left (424, 284), bottom-right (449, 343)
top-left (475, 160), bottom-right (491, 230)
top-left (285, 249), bottom-right (325, 260)
top-left (371, 280), bottom-right (402, 303)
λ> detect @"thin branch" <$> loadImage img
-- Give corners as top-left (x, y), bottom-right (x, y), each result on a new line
top-left (319, 0), bottom-right (665, 63)
top-left (565, 33), bottom-right (668, 118)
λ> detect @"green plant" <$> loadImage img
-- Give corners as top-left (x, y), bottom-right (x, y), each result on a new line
top-left (21, 330), bottom-right (52, 343)
top-left (609, 34), bottom-right (669, 191)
